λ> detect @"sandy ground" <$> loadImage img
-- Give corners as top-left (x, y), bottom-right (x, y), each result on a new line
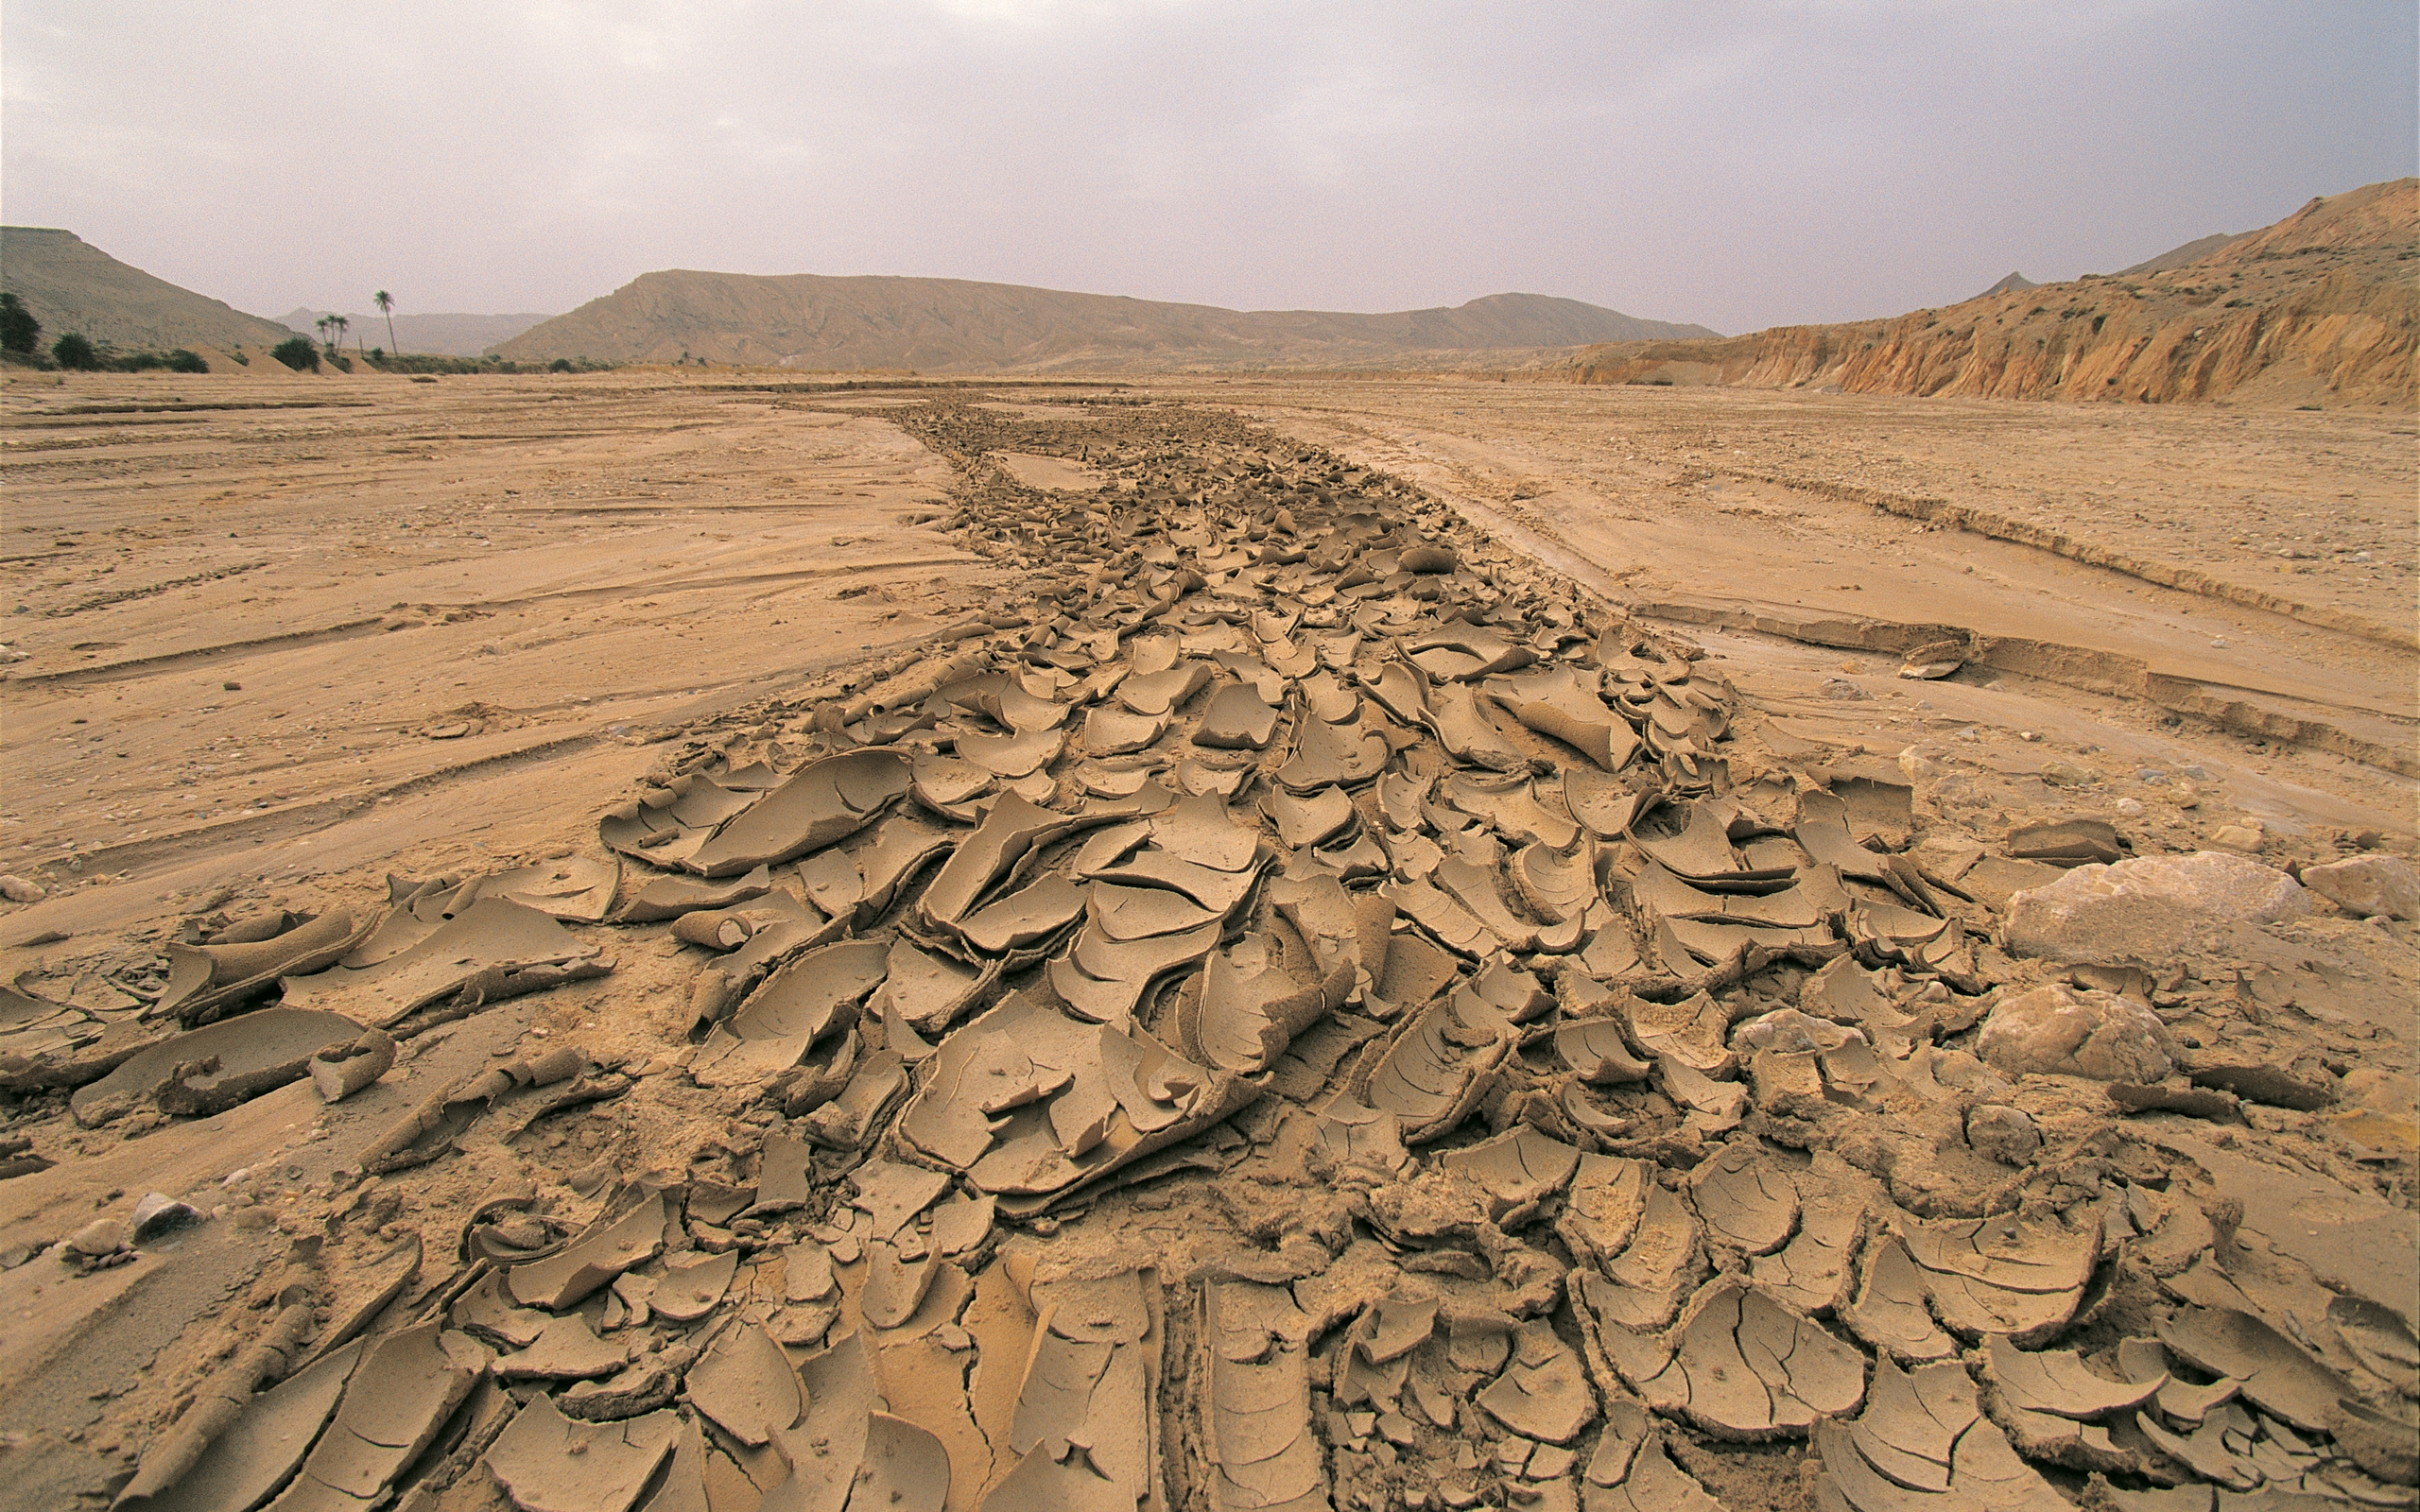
top-left (0, 367), bottom-right (2411, 1510)
top-left (1202, 378), bottom-right (2415, 833)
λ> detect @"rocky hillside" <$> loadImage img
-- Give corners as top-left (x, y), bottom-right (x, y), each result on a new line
top-left (0, 228), bottom-right (297, 353)
top-left (494, 275), bottom-right (1717, 370)
top-left (1564, 178), bottom-right (2417, 406)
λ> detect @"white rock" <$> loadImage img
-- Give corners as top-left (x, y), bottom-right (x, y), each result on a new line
top-left (2299, 854), bottom-right (2419, 921)
top-left (2003, 850), bottom-right (2308, 961)
top-left (1976, 984), bottom-right (2178, 1083)
top-left (0, 875), bottom-right (43, 903)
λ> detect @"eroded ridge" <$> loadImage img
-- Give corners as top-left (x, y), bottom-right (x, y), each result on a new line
top-left (8, 396), bottom-right (2413, 1512)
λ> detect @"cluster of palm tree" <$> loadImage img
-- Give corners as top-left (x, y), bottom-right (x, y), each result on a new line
top-left (305, 292), bottom-right (401, 361)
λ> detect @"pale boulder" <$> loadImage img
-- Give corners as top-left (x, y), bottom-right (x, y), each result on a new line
top-left (2298, 855), bottom-right (2418, 920)
top-left (1977, 983), bottom-right (2178, 1083)
top-left (2003, 850), bottom-right (2308, 961)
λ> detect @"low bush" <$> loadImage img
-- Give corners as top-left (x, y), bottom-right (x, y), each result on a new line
top-left (52, 333), bottom-right (98, 370)
top-left (166, 349), bottom-right (209, 373)
top-left (0, 293), bottom-right (39, 355)
top-left (271, 335), bottom-right (320, 372)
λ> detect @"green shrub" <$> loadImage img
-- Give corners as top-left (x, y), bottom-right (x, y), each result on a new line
top-left (52, 333), bottom-right (98, 370)
top-left (547, 358), bottom-right (572, 372)
top-left (113, 351), bottom-right (166, 371)
top-left (0, 294), bottom-right (38, 355)
top-left (271, 335), bottom-right (320, 372)
top-left (167, 349), bottom-right (208, 373)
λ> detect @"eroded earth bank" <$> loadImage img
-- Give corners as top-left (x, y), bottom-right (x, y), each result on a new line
top-left (0, 374), bottom-right (2412, 1512)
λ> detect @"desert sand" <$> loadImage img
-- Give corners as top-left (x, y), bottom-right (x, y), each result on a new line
top-left (0, 365), bottom-right (2411, 1512)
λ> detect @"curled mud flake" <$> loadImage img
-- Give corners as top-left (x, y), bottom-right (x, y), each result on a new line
top-left (1555, 1018), bottom-right (1651, 1084)
top-left (958, 875), bottom-right (1088, 955)
top-left (280, 897), bottom-right (610, 1029)
top-left (1483, 665), bottom-right (1639, 771)
top-left (1750, 1173), bottom-right (1869, 1318)
top-left (1439, 1126), bottom-right (1582, 1224)
top-left (2156, 1306), bottom-right (2358, 1435)
top-left (1183, 933), bottom-right (1327, 1076)
top-left (1980, 1334), bottom-right (2163, 1421)
top-left (919, 792), bottom-right (1086, 929)
top-left (651, 1249), bottom-right (739, 1324)
top-left (1092, 844), bottom-right (1266, 909)
top-left (1082, 706), bottom-right (1167, 758)
top-left (1845, 1356), bottom-right (1973, 1493)
top-left (153, 908), bottom-right (368, 1024)
top-left (1639, 1278), bottom-right (1865, 1439)
top-left (1193, 682), bottom-right (1281, 750)
top-left (486, 1393), bottom-right (687, 1509)
top-left (857, 1411), bottom-right (951, 1512)
top-left (116, 1338), bottom-right (362, 1512)
top-left (676, 748), bottom-right (913, 878)
top-left (686, 1323), bottom-right (803, 1448)
top-left (269, 1321), bottom-right (484, 1510)
top-left (911, 751), bottom-right (994, 812)
top-left (1264, 786), bottom-right (1356, 850)
top-left (509, 1193), bottom-right (667, 1312)
top-left (1846, 1237), bottom-right (1958, 1365)
top-left (1556, 1153), bottom-right (1649, 1270)
top-left (1817, 1362), bottom-right (2071, 1512)
top-left (1088, 882), bottom-right (1222, 941)
top-left (1478, 1321), bottom-right (1598, 1445)
top-left (1200, 1282), bottom-right (1328, 1512)
top-left (1895, 1211), bottom-right (2098, 1347)
top-left (861, 1241), bottom-right (942, 1330)
top-left (1360, 995), bottom-right (1512, 1143)
top-left (73, 1007), bottom-right (366, 1127)
top-left (690, 937), bottom-right (886, 1088)
top-left (493, 1313), bottom-right (628, 1381)
top-left (1687, 1143), bottom-right (1801, 1258)
top-left (1582, 1431), bottom-right (1723, 1512)
top-left (1120, 660), bottom-right (1212, 717)
top-left (852, 1159), bottom-right (953, 1243)
top-left (452, 1270), bottom-right (550, 1349)
top-left (1147, 788), bottom-right (1268, 870)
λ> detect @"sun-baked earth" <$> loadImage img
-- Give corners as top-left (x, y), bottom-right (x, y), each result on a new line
top-left (0, 369), bottom-right (2412, 1512)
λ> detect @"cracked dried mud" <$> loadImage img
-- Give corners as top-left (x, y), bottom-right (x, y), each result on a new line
top-left (0, 370), bottom-right (2411, 1512)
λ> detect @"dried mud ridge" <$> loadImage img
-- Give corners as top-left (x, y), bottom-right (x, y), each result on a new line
top-left (7, 398), bottom-right (2416, 1512)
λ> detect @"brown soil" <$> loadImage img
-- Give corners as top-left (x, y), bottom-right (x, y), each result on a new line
top-left (0, 367), bottom-right (2410, 1512)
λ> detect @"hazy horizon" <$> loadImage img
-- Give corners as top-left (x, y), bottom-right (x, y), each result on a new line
top-left (3, 2), bottom-right (2412, 338)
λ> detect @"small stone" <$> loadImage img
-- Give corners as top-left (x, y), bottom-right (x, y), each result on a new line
top-left (1977, 984), bottom-right (2178, 1083)
top-left (2114, 798), bottom-right (2145, 818)
top-left (0, 876), bottom-right (43, 903)
top-left (1964, 1105), bottom-right (2042, 1164)
top-left (2004, 850), bottom-right (2308, 961)
top-left (130, 1194), bottom-right (203, 1243)
top-left (2209, 823), bottom-right (2266, 853)
top-left (67, 1219), bottom-right (128, 1257)
top-left (2298, 854), bottom-right (2418, 920)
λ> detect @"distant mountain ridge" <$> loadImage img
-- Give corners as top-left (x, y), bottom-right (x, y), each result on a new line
top-left (277, 307), bottom-right (554, 357)
top-left (1563, 178), bottom-right (2417, 407)
top-left (0, 227), bottom-right (295, 352)
top-left (494, 274), bottom-right (1718, 370)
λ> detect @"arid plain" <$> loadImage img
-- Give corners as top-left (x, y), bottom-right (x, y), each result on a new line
top-left (0, 366), bottom-right (2413, 1512)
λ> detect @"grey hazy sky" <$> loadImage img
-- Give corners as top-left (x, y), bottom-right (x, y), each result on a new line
top-left (4, 1), bottom-right (2412, 335)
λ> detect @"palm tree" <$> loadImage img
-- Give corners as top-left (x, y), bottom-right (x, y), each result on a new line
top-left (373, 290), bottom-right (397, 355)
top-left (314, 314), bottom-right (333, 351)
top-left (334, 314), bottom-right (350, 348)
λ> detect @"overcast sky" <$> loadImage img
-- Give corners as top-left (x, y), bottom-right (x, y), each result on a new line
top-left (4, 2), bottom-right (2411, 335)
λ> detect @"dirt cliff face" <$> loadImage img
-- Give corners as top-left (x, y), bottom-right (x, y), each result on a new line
top-left (1570, 178), bottom-right (2418, 407)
